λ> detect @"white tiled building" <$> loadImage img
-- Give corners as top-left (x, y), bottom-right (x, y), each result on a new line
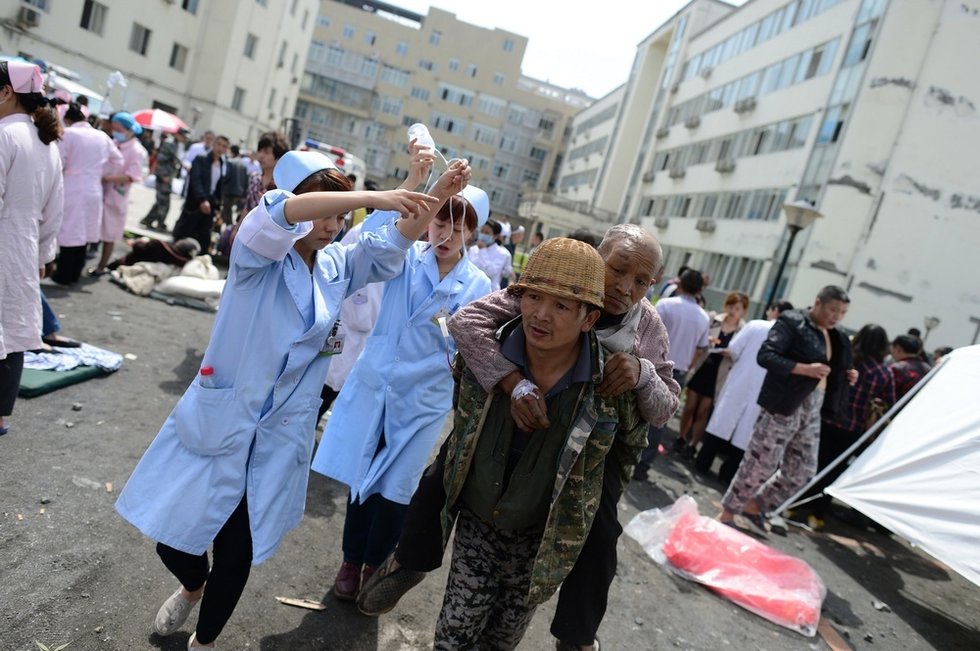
top-left (565, 0), bottom-right (980, 347)
top-left (1, 0), bottom-right (317, 144)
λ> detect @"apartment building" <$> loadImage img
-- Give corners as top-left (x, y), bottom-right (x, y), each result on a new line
top-left (567, 0), bottom-right (979, 347)
top-left (1, 0), bottom-right (317, 143)
top-left (293, 0), bottom-right (590, 218)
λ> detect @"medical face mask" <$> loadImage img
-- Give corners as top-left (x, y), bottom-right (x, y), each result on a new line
top-left (478, 233), bottom-right (494, 246)
top-left (112, 131), bottom-right (128, 142)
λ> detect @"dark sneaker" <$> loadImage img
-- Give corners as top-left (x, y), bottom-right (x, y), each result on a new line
top-left (333, 561), bottom-right (362, 601)
top-left (356, 554), bottom-right (426, 616)
top-left (740, 512), bottom-right (770, 536)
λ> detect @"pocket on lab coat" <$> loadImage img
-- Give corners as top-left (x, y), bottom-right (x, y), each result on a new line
top-left (173, 383), bottom-right (250, 456)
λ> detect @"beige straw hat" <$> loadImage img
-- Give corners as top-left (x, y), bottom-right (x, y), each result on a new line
top-left (508, 237), bottom-right (604, 308)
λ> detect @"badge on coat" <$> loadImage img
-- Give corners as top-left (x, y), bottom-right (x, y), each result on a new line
top-left (321, 321), bottom-right (346, 356)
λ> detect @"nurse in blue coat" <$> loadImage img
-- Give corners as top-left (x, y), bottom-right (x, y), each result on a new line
top-left (312, 184), bottom-right (492, 600)
top-left (115, 150), bottom-right (470, 649)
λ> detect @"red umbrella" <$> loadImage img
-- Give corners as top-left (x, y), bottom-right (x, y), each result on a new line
top-left (132, 108), bottom-right (189, 134)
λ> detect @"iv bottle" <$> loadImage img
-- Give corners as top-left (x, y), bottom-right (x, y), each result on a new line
top-left (407, 123), bottom-right (436, 152)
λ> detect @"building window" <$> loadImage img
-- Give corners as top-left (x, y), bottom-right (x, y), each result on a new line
top-left (256, 0), bottom-right (267, 6)
top-left (302, 9), bottom-right (309, 29)
top-left (448, 58), bottom-right (459, 72)
top-left (181, 0), bottom-right (198, 15)
top-left (129, 23), bottom-right (151, 56)
top-left (316, 15), bottom-right (330, 27)
top-left (290, 0), bottom-right (298, 15)
top-left (430, 30), bottom-right (441, 45)
top-left (361, 58), bottom-right (378, 78)
top-left (365, 31), bottom-right (376, 46)
top-left (278, 41), bottom-right (287, 68)
top-left (291, 52), bottom-right (299, 74)
top-left (529, 146), bottom-right (547, 161)
top-left (465, 63), bottom-right (477, 77)
top-left (268, 87), bottom-right (277, 110)
top-left (493, 162), bottom-right (511, 180)
top-left (232, 87), bottom-right (245, 111)
top-left (396, 41), bottom-right (408, 56)
top-left (419, 60), bottom-right (435, 72)
top-left (410, 87), bottom-right (430, 101)
top-left (80, 0), bottom-right (107, 35)
top-left (503, 38), bottom-right (514, 52)
top-left (538, 117), bottom-right (555, 133)
top-left (244, 33), bottom-right (258, 59)
top-left (343, 24), bottom-right (355, 39)
top-left (493, 73), bottom-right (505, 86)
top-left (169, 43), bottom-right (188, 71)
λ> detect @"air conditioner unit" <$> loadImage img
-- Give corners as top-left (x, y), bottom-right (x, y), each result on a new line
top-left (668, 166), bottom-right (686, 179)
top-left (17, 6), bottom-right (41, 27)
top-left (655, 127), bottom-right (670, 139)
top-left (684, 115), bottom-right (701, 129)
top-left (715, 158), bottom-right (736, 173)
top-left (699, 66), bottom-right (713, 79)
top-left (734, 97), bottom-right (758, 114)
top-left (642, 170), bottom-right (656, 183)
top-left (654, 216), bottom-right (670, 229)
top-left (695, 218), bottom-right (717, 233)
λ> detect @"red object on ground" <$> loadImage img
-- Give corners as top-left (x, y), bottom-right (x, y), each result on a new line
top-left (662, 510), bottom-right (825, 636)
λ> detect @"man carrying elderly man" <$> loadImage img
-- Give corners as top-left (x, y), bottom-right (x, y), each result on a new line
top-left (358, 225), bottom-right (679, 651)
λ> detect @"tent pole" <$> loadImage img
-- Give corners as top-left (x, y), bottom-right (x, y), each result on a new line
top-left (774, 360), bottom-right (946, 516)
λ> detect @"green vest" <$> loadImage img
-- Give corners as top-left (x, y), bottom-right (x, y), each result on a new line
top-left (460, 384), bottom-right (583, 532)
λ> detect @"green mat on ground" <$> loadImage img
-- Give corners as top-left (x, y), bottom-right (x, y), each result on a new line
top-left (18, 366), bottom-right (109, 398)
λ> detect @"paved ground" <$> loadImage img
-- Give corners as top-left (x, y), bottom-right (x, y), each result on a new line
top-left (1, 184), bottom-right (978, 650)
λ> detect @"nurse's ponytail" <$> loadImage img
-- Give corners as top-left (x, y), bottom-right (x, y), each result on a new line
top-left (21, 94), bottom-right (62, 145)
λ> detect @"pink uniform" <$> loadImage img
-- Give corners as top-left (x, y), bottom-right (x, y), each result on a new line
top-left (58, 121), bottom-right (120, 247)
top-left (101, 137), bottom-right (147, 242)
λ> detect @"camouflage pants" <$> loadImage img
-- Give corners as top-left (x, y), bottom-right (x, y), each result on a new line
top-left (434, 509), bottom-right (540, 650)
top-left (722, 389), bottom-right (824, 514)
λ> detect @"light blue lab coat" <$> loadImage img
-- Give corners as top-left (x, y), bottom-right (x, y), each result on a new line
top-left (311, 217), bottom-right (491, 505)
top-left (115, 193), bottom-right (413, 563)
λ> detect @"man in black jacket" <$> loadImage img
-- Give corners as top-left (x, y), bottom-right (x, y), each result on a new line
top-left (719, 285), bottom-right (856, 533)
top-left (171, 135), bottom-right (229, 253)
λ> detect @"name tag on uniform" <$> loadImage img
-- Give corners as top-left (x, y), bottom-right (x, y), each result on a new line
top-left (321, 322), bottom-right (346, 355)
top-left (430, 307), bottom-right (449, 328)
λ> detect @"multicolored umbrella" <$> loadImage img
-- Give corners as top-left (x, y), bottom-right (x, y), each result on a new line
top-left (131, 108), bottom-right (189, 134)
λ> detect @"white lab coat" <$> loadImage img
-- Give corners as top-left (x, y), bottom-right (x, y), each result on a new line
top-left (0, 114), bottom-right (63, 358)
top-left (115, 194), bottom-right (414, 563)
top-left (57, 121), bottom-right (120, 247)
top-left (705, 319), bottom-right (776, 450)
top-left (312, 220), bottom-right (492, 505)
top-left (323, 223), bottom-right (384, 393)
top-left (470, 242), bottom-right (512, 290)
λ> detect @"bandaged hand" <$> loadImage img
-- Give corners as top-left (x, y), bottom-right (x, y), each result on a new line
top-left (510, 378), bottom-right (550, 431)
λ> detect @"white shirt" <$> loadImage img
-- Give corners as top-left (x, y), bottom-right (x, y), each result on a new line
top-left (470, 242), bottom-right (512, 291)
top-left (654, 295), bottom-right (710, 373)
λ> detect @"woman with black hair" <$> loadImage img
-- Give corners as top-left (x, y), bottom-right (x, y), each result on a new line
top-left (0, 60), bottom-right (64, 436)
top-left (804, 324), bottom-right (896, 530)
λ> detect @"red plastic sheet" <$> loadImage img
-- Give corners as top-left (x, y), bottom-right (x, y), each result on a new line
top-left (625, 496), bottom-right (826, 636)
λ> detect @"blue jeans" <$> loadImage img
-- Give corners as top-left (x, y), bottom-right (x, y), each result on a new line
top-left (638, 368), bottom-right (687, 468)
top-left (41, 291), bottom-right (60, 337)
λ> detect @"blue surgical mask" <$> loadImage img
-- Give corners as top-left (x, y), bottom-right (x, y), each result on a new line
top-left (478, 233), bottom-right (494, 245)
top-left (112, 132), bottom-right (128, 142)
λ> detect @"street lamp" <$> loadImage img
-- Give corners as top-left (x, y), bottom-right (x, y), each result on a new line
top-left (923, 316), bottom-right (940, 343)
top-left (763, 199), bottom-right (823, 312)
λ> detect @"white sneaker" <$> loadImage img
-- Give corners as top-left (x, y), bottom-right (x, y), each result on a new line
top-left (153, 588), bottom-right (199, 636)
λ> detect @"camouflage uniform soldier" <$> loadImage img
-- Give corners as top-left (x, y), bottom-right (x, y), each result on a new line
top-left (141, 131), bottom-right (184, 231)
top-left (431, 238), bottom-right (647, 649)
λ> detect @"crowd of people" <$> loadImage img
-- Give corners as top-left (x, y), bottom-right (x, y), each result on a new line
top-left (0, 57), bottom-right (960, 650)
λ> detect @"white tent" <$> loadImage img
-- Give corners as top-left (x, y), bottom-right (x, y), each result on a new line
top-left (826, 345), bottom-right (980, 588)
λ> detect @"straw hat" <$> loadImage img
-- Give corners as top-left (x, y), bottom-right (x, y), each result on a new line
top-left (508, 237), bottom-right (604, 308)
